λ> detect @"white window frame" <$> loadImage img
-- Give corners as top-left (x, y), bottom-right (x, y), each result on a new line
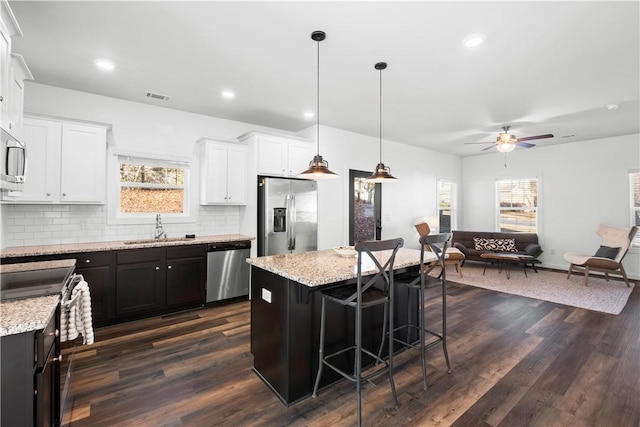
top-left (630, 171), bottom-right (640, 247)
top-left (437, 178), bottom-right (458, 233)
top-left (107, 150), bottom-right (195, 225)
top-left (495, 177), bottom-right (539, 233)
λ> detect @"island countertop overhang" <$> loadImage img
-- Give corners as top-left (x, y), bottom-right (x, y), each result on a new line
top-left (247, 248), bottom-right (432, 287)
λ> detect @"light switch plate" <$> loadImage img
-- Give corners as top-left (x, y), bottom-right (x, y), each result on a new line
top-left (261, 288), bottom-right (272, 303)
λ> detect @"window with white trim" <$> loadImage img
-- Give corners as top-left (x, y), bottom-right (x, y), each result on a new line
top-left (437, 179), bottom-right (457, 233)
top-left (495, 177), bottom-right (538, 233)
top-left (630, 172), bottom-right (640, 246)
top-left (118, 155), bottom-right (189, 217)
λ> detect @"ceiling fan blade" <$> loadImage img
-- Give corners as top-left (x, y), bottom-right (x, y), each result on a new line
top-left (515, 142), bottom-right (536, 148)
top-left (516, 133), bottom-right (554, 142)
top-left (480, 144), bottom-right (497, 151)
top-left (464, 141), bottom-right (495, 145)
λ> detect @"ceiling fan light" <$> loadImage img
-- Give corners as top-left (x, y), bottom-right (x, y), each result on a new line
top-left (496, 142), bottom-right (516, 153)
top-left (365, 163), bottom-right (397, 182)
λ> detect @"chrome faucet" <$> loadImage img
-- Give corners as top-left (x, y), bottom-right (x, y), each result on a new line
top-left (154, 213), bottom-right (166, 239)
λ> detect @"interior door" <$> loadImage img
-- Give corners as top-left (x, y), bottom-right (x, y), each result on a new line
top-left (349, 170), bottom-right (382, 245)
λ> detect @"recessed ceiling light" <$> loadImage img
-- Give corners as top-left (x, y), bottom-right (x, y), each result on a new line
top-left (221, 90), bottom-right (235, 99)
top-left (605, 103), bottom-right (620, 110)
top-left (304, 111), bottom-right (314, 119)
top-left (95, 59), bottom-right (115, 71)
top-left (463, 33), bottom-right (486, 48)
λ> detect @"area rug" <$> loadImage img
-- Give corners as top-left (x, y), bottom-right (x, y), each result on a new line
top-left (448, 263), bottom-right (635, 315)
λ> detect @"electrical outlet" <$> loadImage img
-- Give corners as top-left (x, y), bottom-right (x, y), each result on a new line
top-left (81, 219), bottom-right (89, 229)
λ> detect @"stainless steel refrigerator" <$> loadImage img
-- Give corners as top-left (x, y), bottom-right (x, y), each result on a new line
top-left (258, 176), bottom-right (317, 256)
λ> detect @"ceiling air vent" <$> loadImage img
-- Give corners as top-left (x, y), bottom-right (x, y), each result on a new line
top-left (144, 91), bottom-right (170, 101)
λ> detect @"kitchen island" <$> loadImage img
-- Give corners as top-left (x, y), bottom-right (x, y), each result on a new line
top-left (247, 248), bottom-right (435, 405)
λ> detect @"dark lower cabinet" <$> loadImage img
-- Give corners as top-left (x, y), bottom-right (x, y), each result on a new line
top-left (1, 243), bottom-right (208, 326)
top-left (166, 245), bottom-right (206, 307)
top-left (1, 304), bottom-right (61, 427)
top-left (71, 252), bottom-right (115, 324)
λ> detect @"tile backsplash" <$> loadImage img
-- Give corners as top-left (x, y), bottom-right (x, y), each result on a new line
top-left (1, 204), bottom-right (242, 248)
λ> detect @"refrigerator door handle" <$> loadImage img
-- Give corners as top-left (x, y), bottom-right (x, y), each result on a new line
top-left (285, 194), bottom-right (292, 250)
top-left (290, 195), bottom-right (296, 250)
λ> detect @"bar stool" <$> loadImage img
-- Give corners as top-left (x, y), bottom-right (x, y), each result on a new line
top-left (388, 233), bottom-right (452, 391)
top-left (312, 238), bottom-right (403, 426)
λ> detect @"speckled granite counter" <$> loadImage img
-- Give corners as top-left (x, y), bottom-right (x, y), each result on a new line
top-left (247, 248), bottom-right (433, 287)
top-left (1, 259), bottom-right (76, 337)
top-left (0, 234), bottom-right (254, 258)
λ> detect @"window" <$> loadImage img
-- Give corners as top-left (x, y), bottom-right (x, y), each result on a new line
top-left (118, 155), bottom-right (189, 217)
top-left (631, 172), bottom-right (640, 246)
top-left (496, 177), bottom-right (538, 233)
top-left (437, 179), bottom-right (457, 233)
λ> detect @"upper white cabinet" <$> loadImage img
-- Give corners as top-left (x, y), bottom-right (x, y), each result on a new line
top-left (3, 116), bottom-right (108, 203)
top-left (0, 0), bottom-right (26, 135)
top-left (238, 131), bottom-right (313, 177)
top-left (198, 138), bottom-right (247, 205)
top-left (7, 54), bottom-right (33, 137)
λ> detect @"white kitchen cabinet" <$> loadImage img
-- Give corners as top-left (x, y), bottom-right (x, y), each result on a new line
top-left (6, 54), bottom-right (32, 137)
top-left (0, 0), bottom-right (22, 133)
top-left (238, 131), bottom-right (313, 177)
top-left (3, 116), bottom-right (108, 203)
top-left (198, 138), bottom-right (247, 205)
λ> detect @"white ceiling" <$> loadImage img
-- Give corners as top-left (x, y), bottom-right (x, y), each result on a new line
top-left (9, 1), bottom-right (640, 157)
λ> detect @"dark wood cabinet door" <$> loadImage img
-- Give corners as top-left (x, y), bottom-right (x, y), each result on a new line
top-left (115, 261), bottom-right (164, 316)
top-left (166, 256), bottom-right (206, 307)
top-left (72, 252), bottom-right (115, 325)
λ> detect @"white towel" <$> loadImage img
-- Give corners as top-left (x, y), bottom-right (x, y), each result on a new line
top-left (61, 280), bottom-right (94, 345)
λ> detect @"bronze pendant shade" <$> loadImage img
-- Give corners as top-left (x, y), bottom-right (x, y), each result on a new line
top-left (366, 62), bottom-right (397, 183)
top-left (298, 31), bottom-right (339, 180)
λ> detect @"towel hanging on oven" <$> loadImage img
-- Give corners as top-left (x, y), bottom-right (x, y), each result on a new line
top-left (61, 279), bottom-right (94, 345)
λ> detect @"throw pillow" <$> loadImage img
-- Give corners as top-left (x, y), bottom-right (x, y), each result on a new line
top-left (594, 245), bottom-right (620, 259)
top-left (473, 237), bottom-right (517, 252)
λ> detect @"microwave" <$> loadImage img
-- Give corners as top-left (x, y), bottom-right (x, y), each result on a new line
top-left (1, 127), bottom-right (27, 191)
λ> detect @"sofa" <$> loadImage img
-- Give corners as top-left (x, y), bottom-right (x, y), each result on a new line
top-left (451, 231), bottom-right (543, 264)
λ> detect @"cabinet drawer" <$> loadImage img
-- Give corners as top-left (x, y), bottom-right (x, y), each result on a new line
top-left (166, 245), bottom-right (204, 259)
top-left (72, 251), bottom-right (112, 267)
top-left (35, 311), bottom-right (58, 369)
top-left (117, 248), bottom-right (162, 264)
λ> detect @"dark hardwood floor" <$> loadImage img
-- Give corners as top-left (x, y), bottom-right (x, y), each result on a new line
top-left (63, 278), bottom-right (640, 426)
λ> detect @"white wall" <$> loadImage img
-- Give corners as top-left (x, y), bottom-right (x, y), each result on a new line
top-left (1, 83), bottom-right (462, 252)
top-left (461, 133), bottom-right (640, 279)
top-left (296, 125), bottom-right (462, 251)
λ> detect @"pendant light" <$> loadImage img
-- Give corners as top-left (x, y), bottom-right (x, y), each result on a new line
top-left (297, 30), bottom-right (338, 180)
top-left (365, 62), bottom-right (397, 183)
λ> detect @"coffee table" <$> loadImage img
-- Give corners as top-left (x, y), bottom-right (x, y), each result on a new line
top-left (480, 252), bottom-right (541, 279)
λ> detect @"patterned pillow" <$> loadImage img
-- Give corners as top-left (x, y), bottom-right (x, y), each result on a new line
top-left (473, 237), bottom-right (517, 252)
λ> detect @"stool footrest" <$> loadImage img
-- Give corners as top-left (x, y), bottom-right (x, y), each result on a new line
top-left (323, 346), bottom-right (391, 384)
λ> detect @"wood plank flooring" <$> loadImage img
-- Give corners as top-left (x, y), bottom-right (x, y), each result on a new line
top-left (63, 278), bottom-right (640, 426)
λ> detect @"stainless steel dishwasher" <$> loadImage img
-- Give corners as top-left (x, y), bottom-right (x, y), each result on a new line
top-left (206, 241), bottom-right (251, 303)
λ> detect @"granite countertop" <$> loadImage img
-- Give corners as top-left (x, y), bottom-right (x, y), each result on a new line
top-left (1, 294), bottom-right (60, 337)
top-left (1, 259), bottom-right (77, 337)
top-left (0, 234), bottom-right (255, 258)
top-left (247, 248), bottom-right (434, 287)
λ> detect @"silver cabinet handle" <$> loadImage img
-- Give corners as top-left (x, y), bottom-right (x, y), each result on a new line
top-left (85, 259), bottom-right (91, 263)
top-left (46, 193), bottom-right (51, 196)
top-left (48, 329), bottom-right (59, 337)
top-left (54, 354), bottom-right (63, 362)
top-left (155, 266), bottom-right (160, 270)
top-left (168, 265), bottom-right (172, 269)
top-left (62, 193), bottom-right (67, 197)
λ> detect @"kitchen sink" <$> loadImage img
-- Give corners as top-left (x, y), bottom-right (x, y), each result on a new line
top-left (123, 237), bottom-right (194, 245)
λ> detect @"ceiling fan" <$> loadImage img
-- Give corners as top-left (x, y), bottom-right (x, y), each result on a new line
top-left (466, 125), bottom-right (554, 152)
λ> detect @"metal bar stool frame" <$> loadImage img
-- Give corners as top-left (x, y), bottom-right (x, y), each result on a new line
top-left (312, 238), bottom-right (403, 426)
top-left (387, 233), bottom-right (452, 391)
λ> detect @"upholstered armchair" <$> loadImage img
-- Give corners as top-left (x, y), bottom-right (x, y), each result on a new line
top-left (564, 224), bottom-right (638, 287)
top-left (415, 222), bottom-right (465, 277)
